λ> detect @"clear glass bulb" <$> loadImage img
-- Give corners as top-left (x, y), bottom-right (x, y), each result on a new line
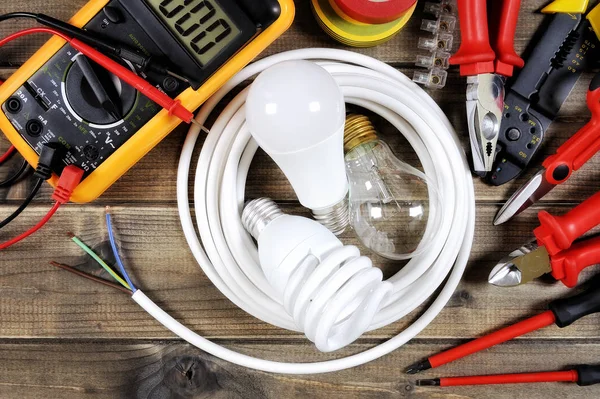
top-left (345, 130), bottom-right (440, 260)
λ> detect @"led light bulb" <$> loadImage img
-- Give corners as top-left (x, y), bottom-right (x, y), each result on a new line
top-left (246, 60), bottom-right (349, 234)
top-left (242, 198), bottom-right (392, 353)
top-left (344, 115), bottom-right (441, 260)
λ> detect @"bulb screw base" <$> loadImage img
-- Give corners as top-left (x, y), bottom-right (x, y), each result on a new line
top-left (312, 199), bottom-right (349, 236)
top-left (242, 198), bottom-right (285, 240)
top-left (344, 114), bottom-right (379, 153)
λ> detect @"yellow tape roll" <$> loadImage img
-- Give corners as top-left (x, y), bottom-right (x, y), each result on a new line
top-left (311, 0), bottom-right (416, 47)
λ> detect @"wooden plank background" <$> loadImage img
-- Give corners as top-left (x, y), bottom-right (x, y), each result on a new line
top-left (0, 0), bottom-right (599, 397)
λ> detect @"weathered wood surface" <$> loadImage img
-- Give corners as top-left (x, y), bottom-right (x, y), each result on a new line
top-left (1, 0), bottom-right (600, 397)
top-left (0, 340), bottom-right (599, 399)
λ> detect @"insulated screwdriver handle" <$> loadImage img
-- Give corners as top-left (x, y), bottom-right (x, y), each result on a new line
top-left (549, 283), bottom-right (600, 328)
top-left (534, 191), bottom-right (600, 256)
top-left (575, 365), bottom-right (600, 386)
top-left (409, 285), bottom-right (600, 375)
top-left (427, 370), bottom-right (579, 387)
top-left (550, 235), bottom-right (600, 288)
top-left (541, 75), bottom-right (600, 186)
top-left (449, 0), bottom-right (496, 76)
top-left (492, 0), bottom-right (524, 77)
top-left (418, 367), bottom-right (600, 387)
top-left (405, 311), bottom-right (557, 373)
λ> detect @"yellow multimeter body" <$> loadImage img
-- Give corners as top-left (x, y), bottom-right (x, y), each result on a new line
top-left (0, 0), bottom-right (294, 202)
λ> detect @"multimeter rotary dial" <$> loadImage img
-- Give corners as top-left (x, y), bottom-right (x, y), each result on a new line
top-left (64, 55), bottom-right (137, 126)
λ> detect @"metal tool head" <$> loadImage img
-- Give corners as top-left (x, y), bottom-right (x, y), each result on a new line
top-left (494, 168), bottom-right (556, 225)
top-left (489, 241), bottom-right (552, 287)
top-left (466, 73), bottom-right (505, 172)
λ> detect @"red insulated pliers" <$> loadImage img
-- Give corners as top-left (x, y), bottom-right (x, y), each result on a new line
top-left (490, 190), bottom-right (600, 288)
top-left (495, 73), bottom-right (600, 225)
top-left (450, 0), bottom-right (524, 173)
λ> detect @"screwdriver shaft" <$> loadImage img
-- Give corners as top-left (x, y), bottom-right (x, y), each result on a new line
top-left (429, 310), bottom-right (556, 369)
top-left (420, 370), bottom-right (579, 387)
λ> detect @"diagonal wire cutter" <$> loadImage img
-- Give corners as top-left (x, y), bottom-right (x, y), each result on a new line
top-left (450, 0), bottom-right (524, 172)
top-left (490, 190), bottom-right (600, 288)
top-left (494, 73), bottom-right (600, 225)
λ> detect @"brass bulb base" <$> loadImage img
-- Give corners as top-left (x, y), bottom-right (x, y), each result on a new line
top-left (343, 114), bottom-right (378, 153)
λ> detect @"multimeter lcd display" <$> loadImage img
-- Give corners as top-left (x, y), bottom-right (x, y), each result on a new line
top-left (146, 0), bottom-right (241, 66)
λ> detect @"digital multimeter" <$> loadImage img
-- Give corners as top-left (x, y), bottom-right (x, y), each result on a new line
top-left (0, 0), bottom-right (294, 202)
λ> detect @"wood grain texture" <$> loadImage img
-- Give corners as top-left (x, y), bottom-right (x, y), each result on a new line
top-left (0, 204), bottom-right (598, 340)
top-left (1, 0), bottom-right (600, 398)
top-left (0, 340), bottom-right (599, 399)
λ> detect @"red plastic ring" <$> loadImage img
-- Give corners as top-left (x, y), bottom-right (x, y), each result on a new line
top-left (333, 0), bottom-right (417, 24)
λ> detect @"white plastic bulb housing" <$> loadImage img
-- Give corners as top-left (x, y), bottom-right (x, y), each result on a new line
top-left (245, 60), bottom-right (348, 214)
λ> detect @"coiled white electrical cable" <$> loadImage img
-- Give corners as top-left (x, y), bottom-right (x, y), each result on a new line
top-left (133, 48), bottom-right (475, 374)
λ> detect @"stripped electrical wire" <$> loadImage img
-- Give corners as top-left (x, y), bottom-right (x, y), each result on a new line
top-left (68, 233), bottom-right (131, 291)
top-left (105, 209), bottom-right (136, 292)
top-left (52, 215), bottom-right (136, 294)
top-left (48, 261), bottom-right (132, 294)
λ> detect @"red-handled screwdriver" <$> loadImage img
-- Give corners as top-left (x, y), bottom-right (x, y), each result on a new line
top-left (416, 365), bottom-right (600, 387)
top-left (406, 284), bottom-right (600, 374)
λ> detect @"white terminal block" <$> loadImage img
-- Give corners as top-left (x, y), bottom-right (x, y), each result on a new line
top-left (418, 33), bottom-right (454, 52)
top-left (415, 50), bottom-right (451, 69)
top-left (420, 15), bottom-right (457, 34)
top-left (413, 68), bottom-right (448, 89)
top-left (424, 0), bottom-right (458, 16)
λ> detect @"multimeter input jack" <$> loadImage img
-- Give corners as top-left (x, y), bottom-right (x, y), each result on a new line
top-left (5, 97), bottom-right (22, 114)
top-left (25, 119), bottom-right (44, 137)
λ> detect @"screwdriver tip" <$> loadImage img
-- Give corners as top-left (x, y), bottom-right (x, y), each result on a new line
top-left (416, 379), bottom-right (440, 387)
top-left (405, 360), bottom-right (432, 374)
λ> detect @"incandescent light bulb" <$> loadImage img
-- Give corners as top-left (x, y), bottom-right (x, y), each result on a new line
top-left (344, 115), bottom-right (441, 260)
top-left (246, 60), bottom-right (349, 234)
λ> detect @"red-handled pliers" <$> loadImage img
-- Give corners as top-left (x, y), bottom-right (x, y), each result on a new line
top-left (495, 73), bottom-right (600, 225)
top-left (489, 190), bottom-right (600, 288)
top-left (450, 0), bottom-right (524, 172)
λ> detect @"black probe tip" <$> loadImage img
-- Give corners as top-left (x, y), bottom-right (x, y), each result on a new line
top-left (405, 359), bottom-right (432, 374)
top-left (416, 378), bottom-right (440, 387)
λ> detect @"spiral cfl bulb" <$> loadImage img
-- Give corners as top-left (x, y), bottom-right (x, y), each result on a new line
top-left (242, 198), bottom-right (392, 352)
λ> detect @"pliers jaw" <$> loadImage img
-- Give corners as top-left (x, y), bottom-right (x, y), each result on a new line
top-left (466, 73), bottom-right (505, 172)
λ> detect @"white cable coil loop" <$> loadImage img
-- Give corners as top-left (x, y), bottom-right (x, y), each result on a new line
top-left (137, 48), bottom-right (477, 374)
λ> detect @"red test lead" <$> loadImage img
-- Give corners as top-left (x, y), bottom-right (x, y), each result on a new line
top-left (0, 27), bottom-right (201, 126)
